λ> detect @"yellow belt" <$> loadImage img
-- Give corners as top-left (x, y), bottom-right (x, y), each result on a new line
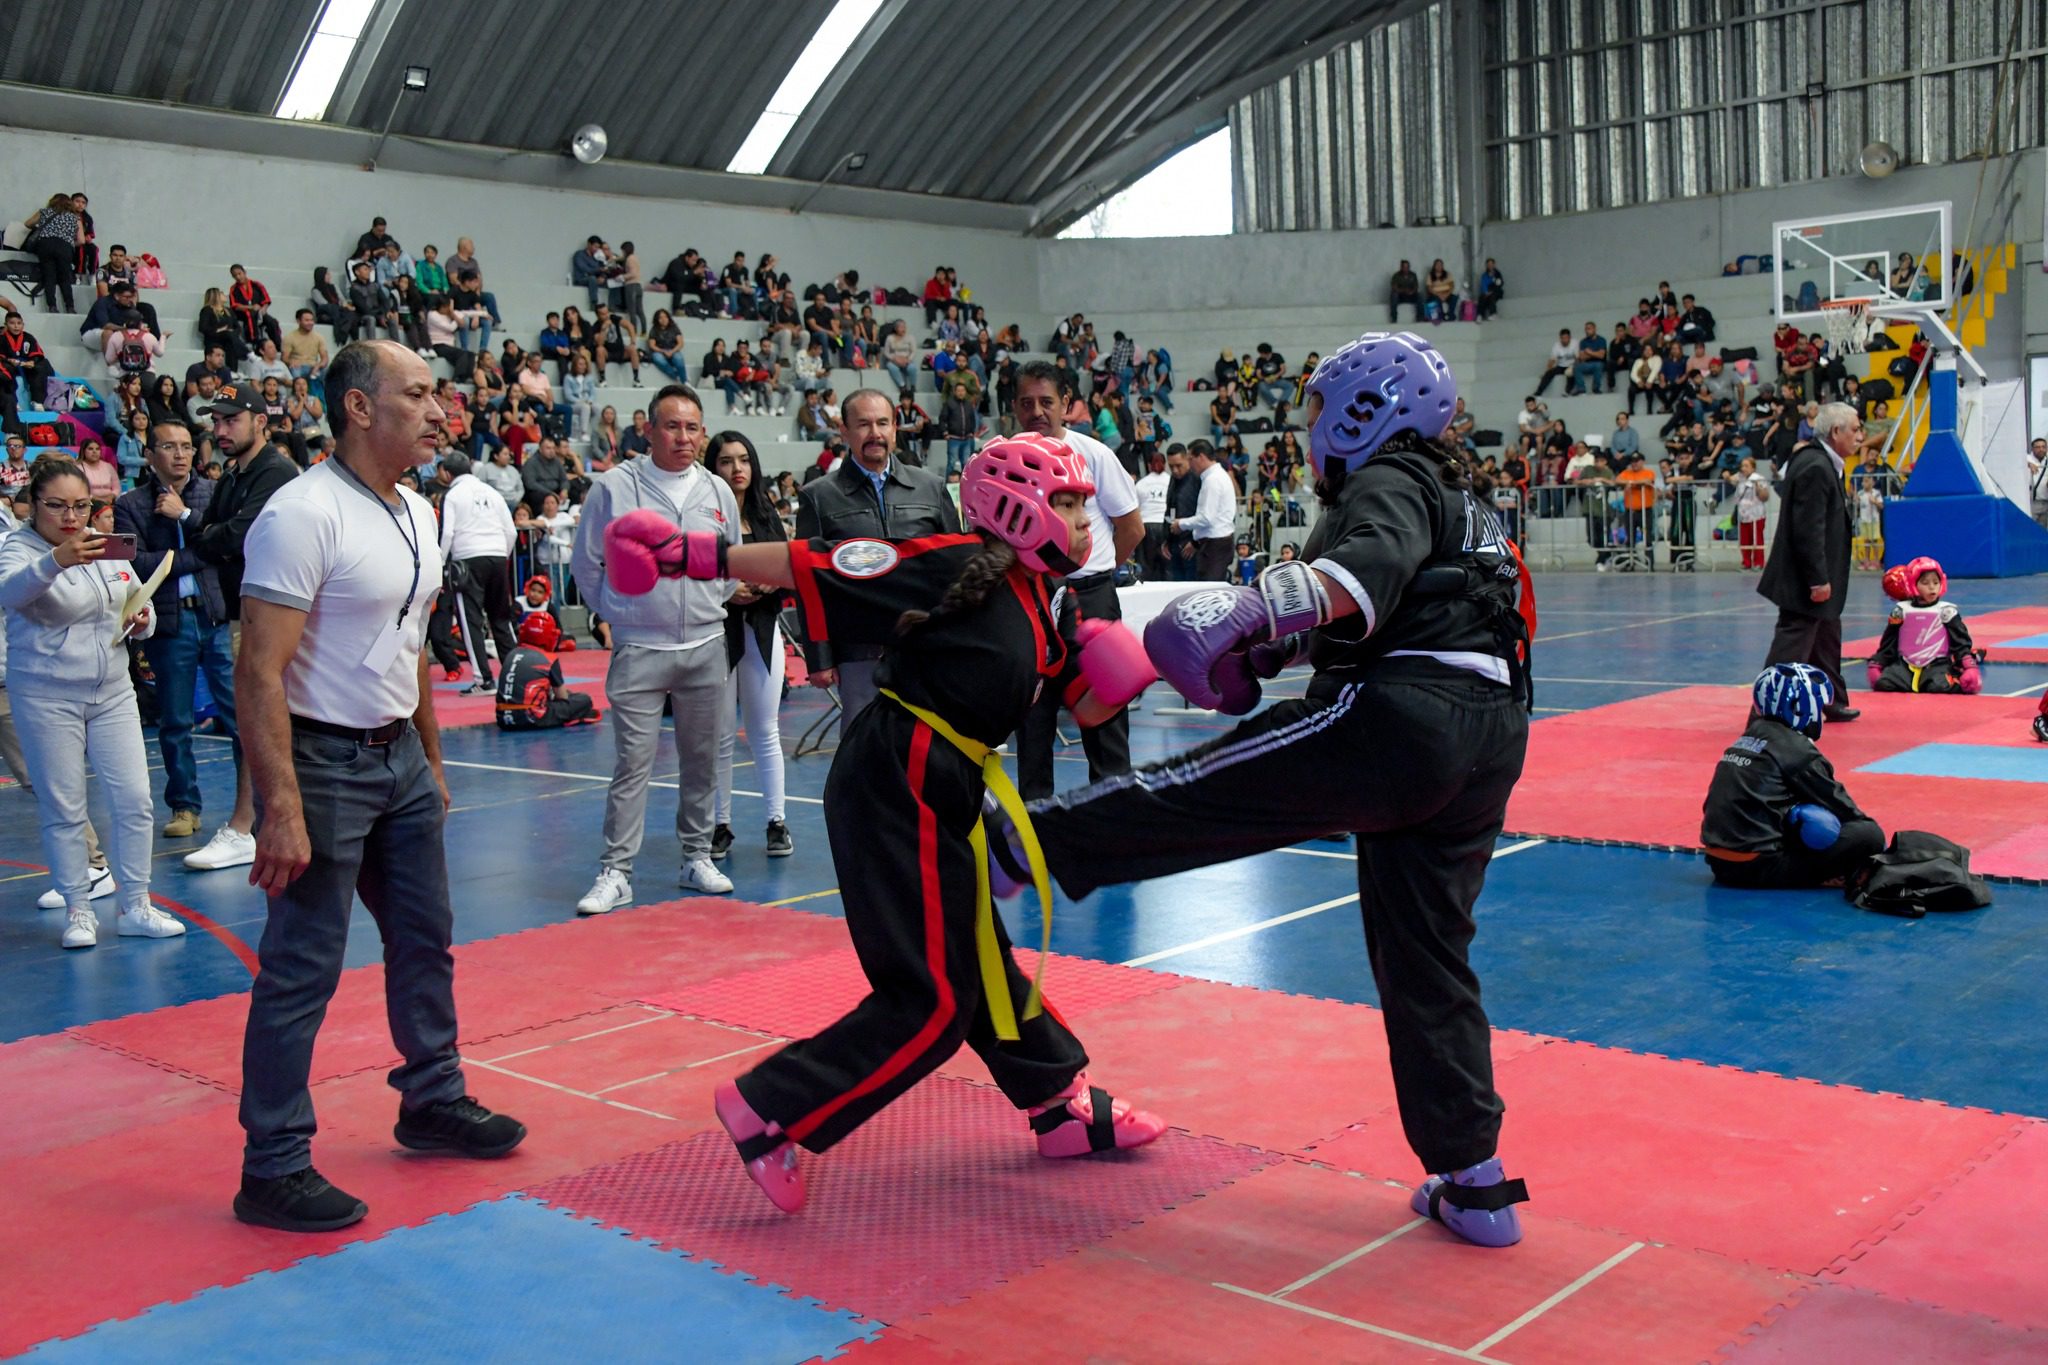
top-left (879, 688), bottom-right (1053, 1041)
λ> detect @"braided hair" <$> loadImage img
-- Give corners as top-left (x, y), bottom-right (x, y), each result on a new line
top-left (894, 532), bottom-right (1018, 637)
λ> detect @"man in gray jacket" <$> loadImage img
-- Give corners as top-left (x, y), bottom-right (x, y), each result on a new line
top-left (794, 388), bottom-right (961, 736)
top-left (570, 384), bottom-right (740, 915)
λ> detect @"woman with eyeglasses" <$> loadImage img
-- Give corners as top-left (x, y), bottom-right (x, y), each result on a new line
top-left (0, 458), bottom-right (186, 949)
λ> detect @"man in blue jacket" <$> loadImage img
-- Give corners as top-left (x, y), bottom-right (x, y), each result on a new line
top-left (114, 417), bottom-right (258, 868)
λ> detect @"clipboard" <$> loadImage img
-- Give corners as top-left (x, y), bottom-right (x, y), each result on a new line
top-left (114, 553), bottom-right (177, 643)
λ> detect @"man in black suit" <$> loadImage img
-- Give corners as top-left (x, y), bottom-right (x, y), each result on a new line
top-left (793, 388), bottom-right (961, 734)
top-left (1758, 402), bottom-right (1861, 721)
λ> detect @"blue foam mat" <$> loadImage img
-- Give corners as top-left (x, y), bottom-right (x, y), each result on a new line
top-left (25, 1196), bottom-right (879, 1363)
top-left (1857, 742), bottom-right (2048, 784)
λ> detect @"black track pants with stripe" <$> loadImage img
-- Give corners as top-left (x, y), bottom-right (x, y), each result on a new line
top-left (738, 701), bottom-right (1088, 1153)
top-left (1030, 666), bottom-right (1529, 1174)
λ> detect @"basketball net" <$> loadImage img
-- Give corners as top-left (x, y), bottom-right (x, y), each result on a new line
top-left (1819, 297), bottom-right (1875, 355)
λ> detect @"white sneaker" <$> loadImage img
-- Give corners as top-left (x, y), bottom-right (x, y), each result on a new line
top-left (576, 868), bottom-right (632, 916)
top-left (681, 857), bottom-right (733, 895)
top-left (62, 909), bottom-right (98, 949)
top-left (185, 826), bottom-right (256, 871)
top-left (117, 905), bottom-right (187, 938)
top-left (40, 865), bottom-right (115, 910)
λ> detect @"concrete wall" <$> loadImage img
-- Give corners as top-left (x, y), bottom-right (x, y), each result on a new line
top-left (0, 124), bottom-right (1040, 296)
top-left (1036, 225), bottom-right (1466, 314)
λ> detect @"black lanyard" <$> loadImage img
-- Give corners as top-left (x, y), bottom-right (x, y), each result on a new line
top-left (335, 458), bottom-right (422, 626)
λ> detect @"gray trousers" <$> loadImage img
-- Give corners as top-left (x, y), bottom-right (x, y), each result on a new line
top-left (602, 641), bottom-right (729, 873)
top-left (240, 725), bottom-right (463, 1178)
top-left (0, 688), bottom-right (105, 865)
top-left (834, 657), bottom-right (880, 741)
top-left (11, 685), bottom-right (151, 913)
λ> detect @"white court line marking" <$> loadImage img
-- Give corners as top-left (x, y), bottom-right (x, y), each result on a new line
top-left (1535, 603), bottom-right (1770, 643)
top-left (597, 1038), bottom-right (781, 1094)
top-left (430, 757), bottom-right (827, 805)
top-left (1468, 1242), bottom-right (1646, 1354)
top-left (2001, 680), bottom-right (2048, 698)
top-left (1123, 840), bottom-right (1544, 967)
top-left (1275, 846), bottom-right (1356, 860)
top-left (1212, 1284), bottom-right (1509, 1364)
top-left (482, 1007), bottom-right (674, 1063)
top-left (1272, 1217), bottom-right (1428, 1297)
top-left (463, 1056), bottom-right (676, 1121)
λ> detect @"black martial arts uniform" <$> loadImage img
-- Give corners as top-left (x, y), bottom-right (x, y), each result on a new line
top-left (1029, 445), bottom-right (1533, 1175)
top-left (493, 645), bottom-right (598, 730)
top-left (736, 534), bottom-right (1092, 1153)
top-left (1700, 716), bottom-right (1884, 887)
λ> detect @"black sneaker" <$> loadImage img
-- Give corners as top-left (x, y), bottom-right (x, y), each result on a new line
top-left (765, 820), bottom-right (793, 858)
top-left (710, 823), bottom-right (735, 861)
top-left (234, 1166), bottom-right (368, 1232)
top-left (394, 1095), bottom-right (527, 1158)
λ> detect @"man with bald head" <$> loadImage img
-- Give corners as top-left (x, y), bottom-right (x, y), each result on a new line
top-left (234, 341), bottom-right (524, 1235)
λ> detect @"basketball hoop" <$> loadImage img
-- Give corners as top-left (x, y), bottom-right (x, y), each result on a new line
top-left (1820, 297), bottom-right (1876, 354)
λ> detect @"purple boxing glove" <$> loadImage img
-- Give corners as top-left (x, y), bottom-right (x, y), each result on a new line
top-left (1143, 587), bottom-right (1272, 714)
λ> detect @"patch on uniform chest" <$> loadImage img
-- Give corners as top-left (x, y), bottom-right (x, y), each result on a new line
top-left (830, 538), bottom-right (899, 578)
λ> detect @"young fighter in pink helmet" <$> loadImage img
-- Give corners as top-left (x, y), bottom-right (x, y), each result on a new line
top-left (1866, 556), bottom-right (1981, 694)
top-left (605, 432), bottom-right (1165, 1212)
top-left (988, 331), bottom-right (1540, 1247)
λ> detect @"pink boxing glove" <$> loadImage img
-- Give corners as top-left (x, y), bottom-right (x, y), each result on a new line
top-left (606, 508), bottom-right (684, 596)
top-left (1958, 658), bottom-right (1982, 694)
top-left (1866, 660), bottom-right (1883, 688)
top-left (1074, 617), bottom-right (1157, 710)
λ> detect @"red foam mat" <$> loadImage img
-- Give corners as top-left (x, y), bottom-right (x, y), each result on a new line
top-left (1309, 1038), bottom-right (2020, 1275)
top-left (1504, 687), bottom-right (2048, 878)
top-left (1828, 1118), bottom-right (2048, 1331)
top-left (1846, 605), bottom-right (2048, 664)
top-left (2, 1032), bottom-right (233, 1159)
top-left (939, 976), bottom-right (1548, 1160)
top-left (1727, 1284), bottom-right (2048, 1363)
top-left (69, 958), bottom-right (620, 1092)
top-left (451, 898), bottom-right (854, 1002)
top-left (527, 1073), bottom-right (1276, 1322)
top-left (644, 945), bottom-right (1187, 1040)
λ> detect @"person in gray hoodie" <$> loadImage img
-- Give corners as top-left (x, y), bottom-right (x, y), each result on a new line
top-left (569, 384), bottom-right (741, 916)
top-left (0, 457), bottom-right (186, 949)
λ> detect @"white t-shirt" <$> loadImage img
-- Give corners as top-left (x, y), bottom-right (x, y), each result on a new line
top-left (1057, 427), bottom-right (1139, 576)
top-left (1134, 471), bottom-right (1169, 524)
top-left (242, 460), bottom-right (444, 728)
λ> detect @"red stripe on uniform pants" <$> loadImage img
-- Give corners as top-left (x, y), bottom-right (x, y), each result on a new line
top-left (786, 723), bottom-right (957, 1143)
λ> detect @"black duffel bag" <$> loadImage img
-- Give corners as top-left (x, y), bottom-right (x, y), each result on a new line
top-left (1845, 830), bottom-right (1993, 918)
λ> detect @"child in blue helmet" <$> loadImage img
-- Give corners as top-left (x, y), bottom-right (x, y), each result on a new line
top-left (1700, 663), bottom-right (1885, 887)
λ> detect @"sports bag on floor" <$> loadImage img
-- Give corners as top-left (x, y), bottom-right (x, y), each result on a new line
top-left (1845, 830), bottom-right (1993, 918)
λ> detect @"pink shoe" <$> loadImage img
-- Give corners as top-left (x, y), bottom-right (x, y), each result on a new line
top-left (1029, 1074), bottom-right (1166, 1157)
top-left (714, 1080), bottom-right (805, 1213)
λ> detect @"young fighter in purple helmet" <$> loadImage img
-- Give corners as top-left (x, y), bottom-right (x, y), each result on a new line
top-left (990, 331), bottom-right (1539, 1246)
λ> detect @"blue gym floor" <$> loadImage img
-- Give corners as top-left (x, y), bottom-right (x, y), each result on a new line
top-left (5, 569), bottom-right (2046, 1126)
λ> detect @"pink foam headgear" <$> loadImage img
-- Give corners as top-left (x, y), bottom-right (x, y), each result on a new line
top-left (1882, 555), bottom-right (1946, 601)
top-left (959, 434), bottom-right (1095, 574)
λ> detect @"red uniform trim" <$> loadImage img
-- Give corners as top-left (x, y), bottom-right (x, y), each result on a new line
top-left (785, 723), bottom-right (957, 1143)
top-left (788, 541), bottom-right (831, 643)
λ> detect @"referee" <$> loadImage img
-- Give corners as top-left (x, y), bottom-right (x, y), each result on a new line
top-left (233, 341), bottom-right (524, 1233)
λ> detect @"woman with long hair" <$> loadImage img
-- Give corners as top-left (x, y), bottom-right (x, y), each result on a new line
top-left (645, 308), bottom-right (686, 384)
top-left (0, 458), bottom-right (185, 948)
top-left (705, 432), bottom-right (792, 862)
top-left (146, 373), bottom-right (183, 426)
top-left (75, 435), bottom-right (119, 501)
top-left (198, 286), bottom-right (248, 366)
top-left (603, 434), bottom-right (1165, 1212)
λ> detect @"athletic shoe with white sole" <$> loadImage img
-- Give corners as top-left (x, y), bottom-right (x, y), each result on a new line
top-left (62, 909), bottom-right (98, 949)
top-left (681, 857), bottom-right (733, 895)
top-left (765, 820), bottom-right (793, 857)
top-left (185, 826), bottom-right (256, 871)
top-left (117, 906), bottom-right (187, 938)
top-left (576, 868), bottom-right (631, 916)
top-left (39, 865), bottom-right (114, 910)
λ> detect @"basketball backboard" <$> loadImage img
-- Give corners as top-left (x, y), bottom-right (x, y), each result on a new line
top-left (1772, 201), bottom-right (1951, 323)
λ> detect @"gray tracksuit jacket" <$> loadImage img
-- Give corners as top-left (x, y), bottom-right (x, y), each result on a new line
top-left (569, 456), bottom-right (739, 650)
top-left (0, 524), bottom-right (158, 702)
